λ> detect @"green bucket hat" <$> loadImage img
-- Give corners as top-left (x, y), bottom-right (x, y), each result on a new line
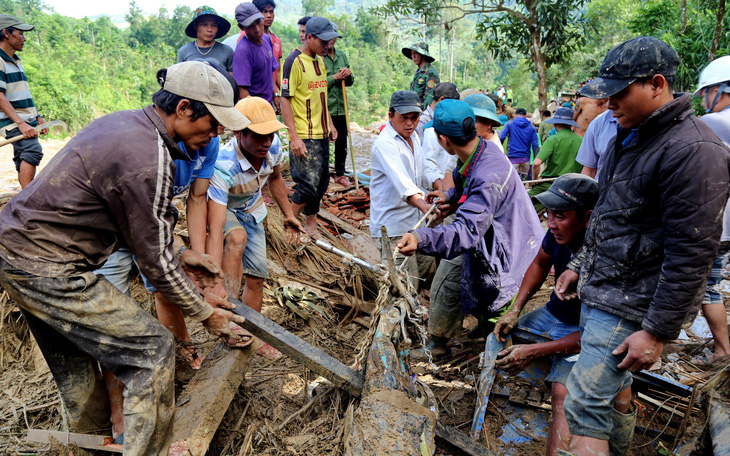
top-left (402, 42), bottom-right (435, 63)
top-left (185, 5), bottom-right (231, 39)
top-left (463, 93), bottom-right (502, 126)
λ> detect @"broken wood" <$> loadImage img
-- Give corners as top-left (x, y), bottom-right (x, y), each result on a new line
top-left (229, 297), bottom-right (492, 456)
top-left (26, 429), bottom-right (122, 453)
top-left (318, 208), bottom-right (363, 237)
top-left (169, 342), bottom-right (255, 455)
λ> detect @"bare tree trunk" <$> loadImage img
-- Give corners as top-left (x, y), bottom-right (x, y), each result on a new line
top-left (449, 27), bottom-right (455, 82)
top-left (681, 0), bottom-right (687, 33)
top-left (709, 0), bottom-right (726, 61)
top-left (531, 28), bottom-right (548, 111)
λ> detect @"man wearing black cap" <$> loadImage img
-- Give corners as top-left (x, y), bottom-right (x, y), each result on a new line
top-left (402, 42), bottom-right (440, 109)
top-left (177, 6), bottom-right (233, 72)
top-left (555, 37), bottom-right (730, 456)
top-left (0, 14), bottom-right (47, 189)
top-left (529, 107), bottom-right (583, 213)
top-left (281, 17), bottom-right (339, 236)
top-left (370, 90), bottom-right (434, 288)
top-left (493, 174), bottom-right (631, 456)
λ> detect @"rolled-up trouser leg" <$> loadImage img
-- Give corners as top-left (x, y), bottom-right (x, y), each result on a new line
top-left (0, 258), bottom-right (175, 456)
top-left (428, 255), bottom-right (463, 339)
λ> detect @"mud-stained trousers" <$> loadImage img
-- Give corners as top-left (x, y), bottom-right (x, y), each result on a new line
top-left (0, 258), bottom-right (175, 456)
top-left (427, 255), bottom-right (463, 339)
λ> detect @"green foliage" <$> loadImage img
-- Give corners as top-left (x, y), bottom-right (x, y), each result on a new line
top-left (302, 0), bottom-right (335, 16)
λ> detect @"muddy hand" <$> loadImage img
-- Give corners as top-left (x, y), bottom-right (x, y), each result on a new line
top-left (180, 250), bottom-right (224, 289)
top-left (495, 344), bottom-right (535, 375)
top-left (397, 233), bottom-right (418, 256)
top-left (203, 285), bottom-right (235, 310)
top-left (202, 308), bottom-right (247, 342)
top-left (283, 217), bottom-right (302, 244)
top-left (493, 309), bottom-right (520, 343)
top-left (555, 269), bottom-right (579, 301)
top-left (290, 138), bottom-right (307, 157)
top-left (614, 330), bottom-right (664, 372)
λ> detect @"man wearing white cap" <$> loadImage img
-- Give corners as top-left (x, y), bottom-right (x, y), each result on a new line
top-left (0, 61), bottom-right (250, 456)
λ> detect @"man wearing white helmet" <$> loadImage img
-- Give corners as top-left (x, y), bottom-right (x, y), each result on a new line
top-left (695, 55), bottom-right (730, 364)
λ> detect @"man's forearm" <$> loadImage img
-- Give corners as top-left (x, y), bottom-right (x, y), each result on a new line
top-left (280, 98), bottom-right (300, 142)
top-left (187, 193), bottom-right (208, 253)
top-left (406, 194), bottom-right (430, 214)
top-left (268, 173), bottom-right (295, 218)
top-left (0, 93), bottom-right (28, 125)
top-left (511, 259), bottom-right (552, 314)
top-left (530, 331), bottom-right (581, 357)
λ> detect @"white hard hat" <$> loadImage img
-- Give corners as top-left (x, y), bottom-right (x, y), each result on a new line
top-left (693, 55), bottom-right (730, 96)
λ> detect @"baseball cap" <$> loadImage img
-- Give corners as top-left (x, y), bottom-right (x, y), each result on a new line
top-left (534, 173), bottom-right (599, 212)
top-left (544, 107), bottom-right (579, 128)
top-left (185, 6), bottom-right (230, 38)
top-left (579, 36), bottom-right (679, 99)
top-left (434, 82), bottom-right (460, 100)
top-left (235, 3), bottom-right (264, 28)
top-left (235, 97), bottom-right (287, 134)
top-left (424, 99), bottom-right (475, 136)
top-left (160, 61), bottom-right (250, 131)
top-left (463, 94), bottom-right (501, 126)
top-left (304, 17), bottom-right (341, 41)
top-left (0, 14), bottom-right (34, 31)
top-left (389, 91), bottom-right (422, 115)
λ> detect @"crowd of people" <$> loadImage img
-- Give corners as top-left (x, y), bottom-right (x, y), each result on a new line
top-left (0, 5), bottom-right (730, 456)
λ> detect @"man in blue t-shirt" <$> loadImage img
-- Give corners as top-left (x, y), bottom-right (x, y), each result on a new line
top-left (492, 173), bottom-right (633, 456)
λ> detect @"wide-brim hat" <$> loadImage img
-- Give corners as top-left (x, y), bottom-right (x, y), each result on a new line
top-left (235, 97), bottom-right (287, 134)
top-left (402, 42), bottom-right (435, 63)
top-left (463, 93), bottom-right (502, 126)
top-left (544, 107), bottom-right (579, 128)
top-left (185, 6), bottom-right (231, 39)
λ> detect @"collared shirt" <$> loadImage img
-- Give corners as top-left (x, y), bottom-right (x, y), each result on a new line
top-left (535, 127), bottom-right (583, 178)
top-left (415, 105), bottom-right (434, 142)
top-left (410, 63), bottom-right (439, 108)
top-left (324, 47), bottom-right (353, 117)
top-left (575, 109), bottom-right (618, 182)
top-left (422, 127), bottom-right (456, 190)
top-left (0, 48), bottom-right (38, 128)
top-left (369, 121), bottom-right (425, 238)
top-left (207, 134), bottom-right (284, 222)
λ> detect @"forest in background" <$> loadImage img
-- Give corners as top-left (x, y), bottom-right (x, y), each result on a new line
top-left (1, 0), bottom-right (728, 134)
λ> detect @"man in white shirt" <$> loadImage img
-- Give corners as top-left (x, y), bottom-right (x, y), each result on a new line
top-left (370, 90), bottom-right (434, 288)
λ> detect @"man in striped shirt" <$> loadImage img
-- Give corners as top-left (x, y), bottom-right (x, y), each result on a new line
top-left (0, 15), bottom-right (47, 189)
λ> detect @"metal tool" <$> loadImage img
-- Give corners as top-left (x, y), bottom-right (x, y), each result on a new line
top-left (313, 239), bottom-right (386, 275)
top-left (0, 120), bottom-right (68, 147)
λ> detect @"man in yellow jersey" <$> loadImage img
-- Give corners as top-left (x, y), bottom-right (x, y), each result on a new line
top-left (280, 16), bottom-right (338, 236)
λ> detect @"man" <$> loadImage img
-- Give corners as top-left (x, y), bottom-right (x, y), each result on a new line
top-left (694, 55), bottom-right (730, 364)
top-left (538, 110), bottom-right (552, 143)
top-left (422, 82), bottom-right (460, 190)
top-left (370, 91), bottom-right (434, 288)
top-left (529, 107), bottom-right (583, 213)
top-left (177, 6), bottom-right (233, 72)
top-left (398, 99), bottom-right (543, 353)
top-left (506, 85), bottom-right (513, 104)
top-left (572, 96), bottom-right (608, 138)
top-left (493, 174), bottom-right (632, 456)
top-left (297, 16), bottom-right (312, 44)
top-left (402, 42), bottom-right (440, 109)
top-left (0, 61), bottom-right (250, 455)
top-left (555, 37), bottom-right (730, 456)
top-left (232, 3), bottom-right (278, 109)
top-left (255, 0), bottom-right (283, 106)
top-left (464, 93), bottom-right (503, 148)
top-left (281, 17), bottom-right (338, 236)
top-left (576, 109), bottom-right (616, 182)
top-left (207, 96), bottom-right (301, 358)
top-left (0, 15), bottom-right (48, 189)
top-left (500, 107), bottom-right (539, 180)
top-left (324, 25), bottom-right (354, 187)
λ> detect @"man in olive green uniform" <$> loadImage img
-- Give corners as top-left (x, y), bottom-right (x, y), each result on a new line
top-left (324, 28), bottom-right (354, 186)
top-left (402, 42), bottom-right (439, 109)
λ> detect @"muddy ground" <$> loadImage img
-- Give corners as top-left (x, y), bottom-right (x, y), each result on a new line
top-left (0, 130), bottom-right (728, 455)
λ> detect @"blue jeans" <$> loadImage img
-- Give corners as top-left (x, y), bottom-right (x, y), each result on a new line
top-left (224, 209), bottom-right (269, 278)
top-left (94, 247), bottom-right (158, 294)
top-left (704, 242), bottom-right (730, 305)
top-left (518, 306), bottom-right (580, 384)
top-left (564, 304), bottom-right (641, 440)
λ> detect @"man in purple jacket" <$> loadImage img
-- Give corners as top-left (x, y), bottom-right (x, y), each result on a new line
top-left (399, 99), bottom-right (543, 351)
top-left (500, 107), bottom-right (540, 180)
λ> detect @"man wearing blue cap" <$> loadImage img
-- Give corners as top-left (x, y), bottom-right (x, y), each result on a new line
top-left (529, 106), bottom-right (583, 213)
top-left (398, 99), bottom-right (543, 351)
top-left (555, 37), bottom-right (730, 456)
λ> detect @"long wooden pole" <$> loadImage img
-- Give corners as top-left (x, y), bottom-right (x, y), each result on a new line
top-left (341, 80), bottom-right (360, 191)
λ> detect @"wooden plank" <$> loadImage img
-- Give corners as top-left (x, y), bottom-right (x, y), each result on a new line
top-left (169, 342), bottom-right (255, 455)
top-left (230, 297), bottom-right (366, 396)
top-left (230, 297), bottom-right (490, 456)
top-left (317, 208), bottom-right (363, 236)
top-left (26, 429), bottom-right (122, 453)
top-left (471, 333), bottom-right (507, 440)
top-left (435, 421), bottom-right (495, 456)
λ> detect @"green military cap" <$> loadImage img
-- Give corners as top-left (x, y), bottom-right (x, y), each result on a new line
top-left (402, 42), bottom-right (435, 63)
